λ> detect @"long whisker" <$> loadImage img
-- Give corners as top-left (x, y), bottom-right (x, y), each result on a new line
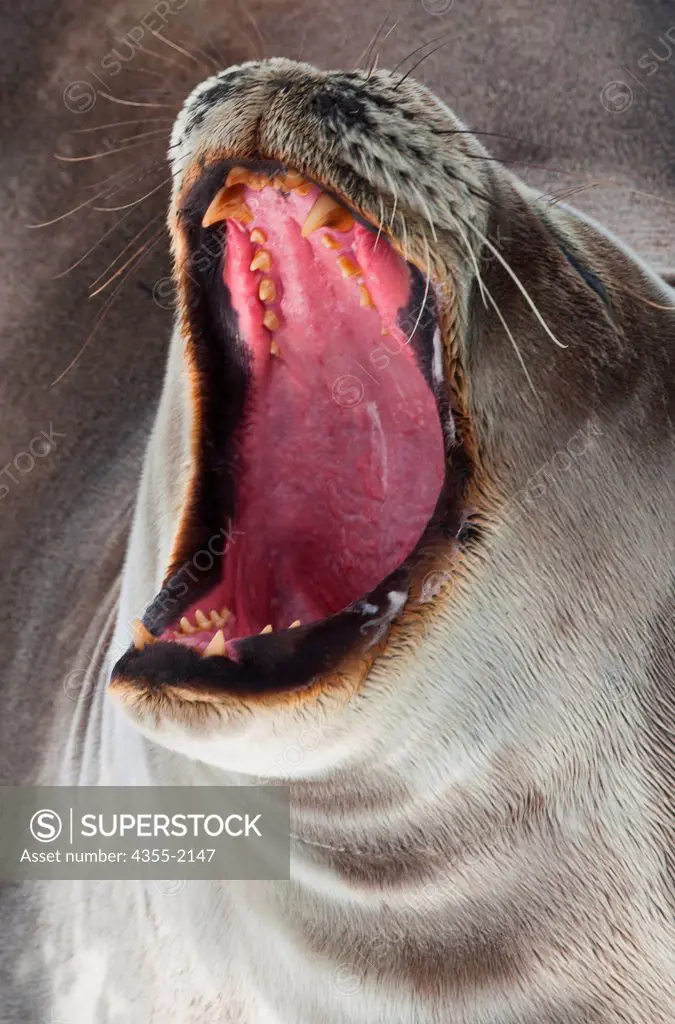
top-left (241, 4), bottom-right (266, 57)
top-left (53, 205), bottom-right (139, 279)
top-left (149, 29), bottom-right (210, 72)
top-left (612, 280), bottom-right (675, 311)
top-left (97, 91), bottom-right (179, 110)
top-left (90, 221), bottom-right (165, 297)
top-left (50, 232), bottom-right (166, 388)
top-left (355, 9), bottom-right (391, 71)
top-left (374, 196), bottom-right (387, 251)
top-left (88, 214), bottom-right (164, 292)
top-left (482, 281), bottom-right (540, 401)
top-left (134, 42), bottom-right (193, 74)
top-left (27, 159), bottom-right (157, 228)
top-left (411, 184), bottom-right (438, 244)
top-left (86, 156), bottom-right (167, 191)
top-left (54, 137), bottom-right (166, 162)
top-left (370, 18), bottom-right (399, 76)
top-left (546, 181), bottom-right (604, 205)
top-left (199, 41), bottom-right (228, 71)
top-left (70, 117), bottom-right (173, 135)
top-left (295, 25), bottom-right (309, 62)
top-left (93, 175), bottom-right (171, 212)
top-left (399, 211), bottom-right (409, 262)
top-left (462, 217), bottom-right (567, 349)
top-left (187, 42), bottom-right (221, 72)
top-left (454, 218), bottom-right (487, 307)
top-left (389, 188), bottom-right (399, 231)
top-left (120, 65), bottom-right (166, 81)
top-left (115, 127), bottom-right (171, 145)
top-left (389, 33), bottom-right (450, 79)
top-left (405, 252), bottom-right (431, 346)
top-left (394, 38), bottom-right (452, 89)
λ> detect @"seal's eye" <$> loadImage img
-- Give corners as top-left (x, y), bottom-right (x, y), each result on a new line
top-left (123, 163), bottom-right (458, 695)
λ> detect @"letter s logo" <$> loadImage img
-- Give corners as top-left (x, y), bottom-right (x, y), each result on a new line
top-left (29, 809), bottom-right (63, 843)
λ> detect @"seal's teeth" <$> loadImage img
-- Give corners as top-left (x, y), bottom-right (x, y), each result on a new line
top-left (260, 624), bottom-right (273, 634)
top-left (321, 233), bottom-right (340, 250)
top-left (263, 310), bottom-right (281, 331)
top-left (301, 193), bottom-right (354, 237)
top-left (225, 167), bottom-right (268, 191)
top-left (195, 609), bottom-right (209, 629)
top-left (202, 185), bottom-right (253, 228)
top-left (359, 284), bottom-right (374, 308)
top-left (204, 630), bottom-right (226, 657)
top-left (289, 620), bottom-right (301, 629)
top-left (259, 277), bottom-right (276, 302)
top-left (337, 255), bottom-right (360, 279)
top-left (279, 171), bottom-right (306, 190)
top-left (210, 608), bottom-right (230, 628)
top-left (225, 167), bottom-right (252, 188)
top-left (180, 616), bottom-right (196, 635)
top-left (132, 619), bottom-right (155, 650)
top-left (250, 250), bottom-right (272, 272)
top-left (270, 340), bottom-right (281, 358)
top-left (296, 182), bottom-right (313, 196)
top-left (250, 228), bottom-right (267, 244)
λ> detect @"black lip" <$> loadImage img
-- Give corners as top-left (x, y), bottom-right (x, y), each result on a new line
top-left (111, 161), bottom-right (470, 696)
top-left (114, 517), bottom-right (458, 696)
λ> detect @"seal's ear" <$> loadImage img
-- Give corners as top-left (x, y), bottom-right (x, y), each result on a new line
top-left (459, 176), bottom-right (675, 497)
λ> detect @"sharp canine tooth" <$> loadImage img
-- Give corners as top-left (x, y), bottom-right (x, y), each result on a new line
top-left (202, 184), bottom-right (253, 228)
top-left (250, 228), bottom-right (267, 244)
top-left (270, 340), bottom-right (281, 358)
top-left (204, 630), bottom-right (226, 657)
top-left (180, 616), bottom-right (196, 635)
top-left (132, 619), bottom-right (154, 650)
top-left (337, 255), bottom-right (360, 279)
top-left (259, 278), bottom-right (276, 302)
top-left (250, 250), bottom-right (272, 271)
top-left (260, 624), bottom-right (273, 634)
top-left (195, 609), bottom-right (209, 629)
top-left (263, 310), bottom-right (281, 331)
top-left (301, 194), bottom-right (354, 238)
top-left (289, 620), bottom-right (301, 629)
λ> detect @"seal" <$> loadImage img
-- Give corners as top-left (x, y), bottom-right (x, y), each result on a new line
top-left (8, 58), bottom-right (675, 1022)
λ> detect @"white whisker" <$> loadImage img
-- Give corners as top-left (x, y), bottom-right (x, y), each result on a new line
top-left (482, 280), bottom-right (541, 402)
top-left (454, 218), bottom-right (487, 307)
top-left (93, 175), bottom-right (171, 212)
top-left (405, 256), bottom-right (431, 347)
top-left (463, 218), bottom-right (567, 349)
top-left (374, 196), bottom-right (386, 251)
top-left (97, 91), bottom-right (178, 110)
top-left (70, 118), bottom-right (173, 135)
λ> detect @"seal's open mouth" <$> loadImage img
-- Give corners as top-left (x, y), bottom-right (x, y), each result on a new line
top-left (114, 161), bottom-right (469, 697)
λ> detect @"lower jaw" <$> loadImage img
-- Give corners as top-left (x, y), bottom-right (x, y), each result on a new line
top-left (112, 163), bottom-right (467, 698)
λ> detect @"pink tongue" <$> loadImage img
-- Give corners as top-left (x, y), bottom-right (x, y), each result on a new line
top-left (216, 186), bottom-right (445, 635)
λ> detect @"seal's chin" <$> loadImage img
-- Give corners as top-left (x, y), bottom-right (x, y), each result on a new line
top-left (112, 162), bottom-right (466, 700)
